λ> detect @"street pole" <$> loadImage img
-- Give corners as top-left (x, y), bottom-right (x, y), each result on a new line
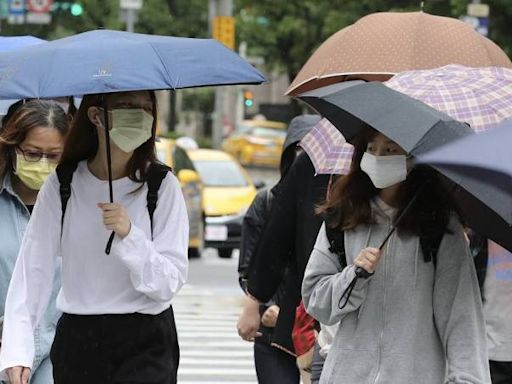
top-left (125, 8), bottom-right (135, 32)
top-left (209, 0), bottom-right (233, 149)
top-left (120, 1), bottom-right (142, 33)
top-left (236, 41), bottom-right (247, 124)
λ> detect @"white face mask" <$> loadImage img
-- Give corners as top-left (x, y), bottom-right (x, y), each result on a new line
top-left (97, 108), bottom-right (154, 153)
top-left (360, 152), bottom-right (408, 189)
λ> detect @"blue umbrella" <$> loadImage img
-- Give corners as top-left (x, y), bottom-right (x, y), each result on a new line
top-left (0, 29), bottom-right (265, 99)
top-left (0, 35), bottom-right (46, 115)
top-left (0, 29), bottom-right (265, 254)
top-left (0, 35), bottom-right (46, 53)
top-left (417, 119), bottom-right (512, 252)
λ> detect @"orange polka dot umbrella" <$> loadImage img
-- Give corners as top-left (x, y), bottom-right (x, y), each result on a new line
top-left (287, 11), bottom-right (512, 96)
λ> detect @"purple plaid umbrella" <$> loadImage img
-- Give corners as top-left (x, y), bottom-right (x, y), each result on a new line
top-left (385, 65), bottom-right (512, 133)
top-left (299, 118), bottom-right (354, 175)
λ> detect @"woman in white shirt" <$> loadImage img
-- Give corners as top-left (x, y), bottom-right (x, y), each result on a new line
top-left (0, 90), bottom-right (189, 384)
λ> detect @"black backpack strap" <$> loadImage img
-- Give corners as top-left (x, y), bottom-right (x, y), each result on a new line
top-left (56, 162), bottom-right (78, 234)
top-left (146, 162), bottom-right (171, 240)
top-left (324, 222), bottom-right (347, 270)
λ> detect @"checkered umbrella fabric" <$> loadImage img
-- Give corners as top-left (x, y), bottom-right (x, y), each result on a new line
top-left (299, 118), bottom-right (354, 175)
top-left (385, 65), bottom-right (512, 133)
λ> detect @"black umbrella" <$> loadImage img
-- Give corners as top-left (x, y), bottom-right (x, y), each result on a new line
top-left (298, 81), bottom-right (512, 253)
top-left (417, 118), bottom-right (512, 252)
top-left (298, 81), bottom-right (472, 155)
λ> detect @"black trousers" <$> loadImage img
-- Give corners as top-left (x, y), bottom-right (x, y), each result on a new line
top-left (254, 341), bottom-right (300, 384)
top-left (50, 307), bottom-right (179, 384)
top-left (490, 360), bottom-right (512, 384)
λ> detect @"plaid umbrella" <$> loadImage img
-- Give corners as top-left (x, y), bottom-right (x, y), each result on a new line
top-left (385, 65), bottom-right (512, 132)
top-left (299, 118), bottom-right (354, 175)
top-left (287, 12), bottom-right (512, 96)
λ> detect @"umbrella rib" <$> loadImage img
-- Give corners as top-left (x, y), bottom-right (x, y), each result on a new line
top-left (147, 41), bottom-right (178, 89)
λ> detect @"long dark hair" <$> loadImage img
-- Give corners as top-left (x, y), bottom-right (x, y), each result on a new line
top-left (59, 91), bottom-right (158, 183)
top-left (0, 100), bottom-right (69, 179)
top-left (317, 126), bottom-right (456, 237)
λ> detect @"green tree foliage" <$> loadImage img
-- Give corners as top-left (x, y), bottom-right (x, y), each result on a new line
top-left (0, 0), bottom-right (207, 39)
top-left (235, 0), bottom-right (511, 81)
top-left (0, 0), bottom-right (510, 80)
top-left (450, 0), bottom-right (512, 56)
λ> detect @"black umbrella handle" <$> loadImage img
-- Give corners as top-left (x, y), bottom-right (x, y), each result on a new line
top-left (102, 96), bottom-right (115, 255)
top-left (355, 267), bottom-right (373, 279)
top-left (105, 232), bottom-right (115, 254)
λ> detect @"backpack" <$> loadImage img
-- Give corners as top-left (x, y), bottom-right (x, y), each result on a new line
top-left (324, 221), bottom-right (445, 271)
top-left (56, 162), bottom-right (171, 240)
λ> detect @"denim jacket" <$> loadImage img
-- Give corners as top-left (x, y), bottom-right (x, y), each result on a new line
top-left (0, 172), bottom-right (61, 380)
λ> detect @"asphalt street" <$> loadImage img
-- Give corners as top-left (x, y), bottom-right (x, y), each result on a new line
top-left (172, 166), bottom-right (280, 383)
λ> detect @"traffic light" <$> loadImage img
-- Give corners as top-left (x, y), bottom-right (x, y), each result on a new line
top-left (52, 2), bottom-right (83, 16)
top-left (70, 3), bottom-right (83, 16)
top-left (244, 90), bottom-right (254, 108)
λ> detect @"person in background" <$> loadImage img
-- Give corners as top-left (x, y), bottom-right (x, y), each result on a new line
top-left (0, 90), bottom-right (188, 384)
top-left (1, 97), bottom-right (76, 131)
top-left (302, 127), bottom-right (490, 383)
top-left (471, 235), bottom-right (512, 384)
top-left (0, 100), bottom-right (69, 384)
top-left (237, 114), bottom-right (320, 383)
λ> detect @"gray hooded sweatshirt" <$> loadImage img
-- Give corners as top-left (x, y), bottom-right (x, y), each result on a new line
top-left (302, 199), bottom-right (490, 384)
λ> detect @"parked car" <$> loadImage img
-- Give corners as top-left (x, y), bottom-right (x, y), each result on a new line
top-left (155, 137), bottom-right (204, 258)
top-left (222, 119), bottom-right (287, 167)
top-left (185, 149), bottom-right (258, 258)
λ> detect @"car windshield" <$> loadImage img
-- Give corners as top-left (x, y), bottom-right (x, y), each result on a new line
top-left (236, 125), bottom-right (286, 139)
top-left (194, 160), bottom-right (249, 187)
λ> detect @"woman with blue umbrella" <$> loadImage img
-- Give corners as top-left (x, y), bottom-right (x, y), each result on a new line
top-left (1, 90), bottom-right (188, 384)
top-left (0, 30), bottom-right (263, 384)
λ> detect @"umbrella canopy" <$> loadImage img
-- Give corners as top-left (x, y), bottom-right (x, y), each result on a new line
top-left (0, 29), bottom-right (265, 255)
top-left (417, 118), bottom-right (512, 251)
top-left (298, 81), bottom-right (473, 155)
top-left (0, 35), bottom-right (47, 116)
top-left (0, 29), bottom-right (265, 99)
top-left (386, 65), bottom-right (512, 132)
top-left (287, 11), bottom-right (512, 96)
top-left (0, 35), bottom-right (45, 52)
top-left (299, 118), bottom-right (353, 175)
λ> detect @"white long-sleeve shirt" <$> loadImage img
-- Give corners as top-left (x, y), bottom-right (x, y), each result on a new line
top-left (0, 161), bottom-right (189, 375)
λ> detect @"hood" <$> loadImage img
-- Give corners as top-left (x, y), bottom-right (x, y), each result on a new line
top-left (283, 114), bottom-right (321, 152)
top-left (280, 114), bottom-right (321, 178)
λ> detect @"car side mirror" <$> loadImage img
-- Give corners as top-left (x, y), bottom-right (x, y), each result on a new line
top-left (177, 169), bottom-right (200, 184)
top-left (254, 180), bottom-right (266, 189)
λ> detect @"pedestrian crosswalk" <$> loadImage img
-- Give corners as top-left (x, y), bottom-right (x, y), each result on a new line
top-left (173, 284), bottom-right (258, 383)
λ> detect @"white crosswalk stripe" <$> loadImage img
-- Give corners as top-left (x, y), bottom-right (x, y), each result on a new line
top-left (174, 284), bottom-right (257, 383)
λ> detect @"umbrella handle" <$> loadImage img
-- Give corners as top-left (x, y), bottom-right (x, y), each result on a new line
top-left (102, 96), bottom-right (115, 255)
top-left (355, 267), bottom-right (373, 279)
top-left (355, 182), bottom-right (427, 279)
top-left (105, 232), bottom-right (115, 254)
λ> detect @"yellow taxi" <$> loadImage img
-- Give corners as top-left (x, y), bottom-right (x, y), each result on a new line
top-left (155, 137), bottom-right (204, 258)
top-left (222, 119), bottom-right (287, 167)
top-left (186, 149), bottom-right (258, 258)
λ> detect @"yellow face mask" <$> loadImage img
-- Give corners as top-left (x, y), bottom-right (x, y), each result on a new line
top-left (15, 154), bottom-right (56, 190)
